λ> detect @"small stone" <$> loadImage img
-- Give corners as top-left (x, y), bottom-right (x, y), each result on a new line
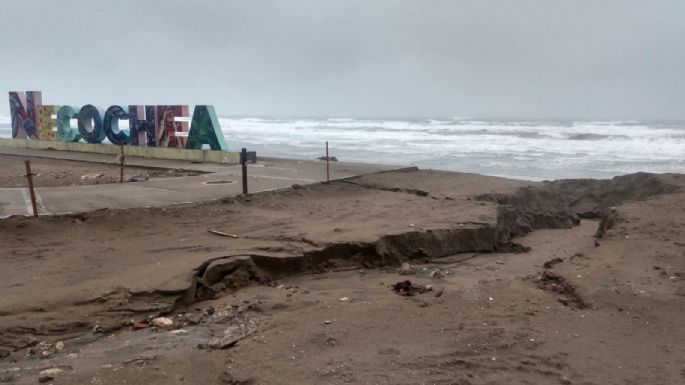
top-left (38, 368), bottom-right (64, 383)
top-left (324, 320), bottom-right (332, 325)
top-left (54, 341), bottom-right (65, 351)
top-left (169, 329), bottom-right (189, 335)
top-left (339, 297), bottom-right (350, 302)
top-left (398, 262), bottom-right (416, 275)
top-left (184, 313), bottom-right (202, 325)
top-left (80, 173), bottom-right (103, 180)
top-left (151, 317), bottom-right (174, 330)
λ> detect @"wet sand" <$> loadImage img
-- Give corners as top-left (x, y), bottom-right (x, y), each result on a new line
top-left (0, 167), bottom-right (683, 384)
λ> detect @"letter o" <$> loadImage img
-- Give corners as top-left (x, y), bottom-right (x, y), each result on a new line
top-left (77, 105), bottom-right (106, 143)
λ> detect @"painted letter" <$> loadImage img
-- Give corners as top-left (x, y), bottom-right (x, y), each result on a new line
top-left (77, 105), bottom-right (106, 144)
top-left (56, 106), bottom-right (81, 142)
top-left (128, 105), bottom-right (157, 146)
top-left (156, 105), bottom-right (189, 148)
top-left (8, 91), bottom-right (42, 139)
top-left (185, 105), bottom-right (227, 151)
top-left (37, 105), bottom-right (59, 141)
top-left (103, 105), bottom-right (130, 145)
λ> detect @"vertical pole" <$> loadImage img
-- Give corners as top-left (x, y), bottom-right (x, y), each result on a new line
top-left (24, 161), bottom-right (38, 217)
top-left (241, 148), bottom-right (248, 195)
top-left (119, 144), bottom-right (125, 183)
top-left (326, 141), bottom-right (330, 183)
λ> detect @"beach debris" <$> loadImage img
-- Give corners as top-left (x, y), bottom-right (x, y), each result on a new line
top-left (127, 174), bottom-right (150, 182)
top-left (595, 206), bottom-right (619, 238)
top-left (430, 269), bottom-right (443, 279)
top-left (339, 297), bottom-right (350, 302)
top-left (180, 313), bottom-right (203, 326)
top-left (208, 320), bottom-right (258, 349)
top-left (38, 368), bottom-right (64, 383)
top-left (29, 341), bottom-right (58, 359)
top-left (169, 329), bottom-right (189, 335)
top-left (434, 287), bottom-right (444, 297)
top-left (391, 280), bottom-right (432, 296)
top-left (317, 156), bottom-right (338, 162)
top-left (543, 257), bottom-right (564, 269)
top-left (207, 229), bottom-right (239, 238)
top-left (324, 320), bottom-right (332, 325)
top-left (54, 341), bottom-right (65, 352)
top-left (123, 354), bottom-right (156, 365)
top-left (150, 317), bottom-right (174, 330)
top-left (132, 321), bottom-right (148, 330)
top-left (80, 173), bottom-right (103, 180)
top-left (398, 262), bottom-right (417, 275)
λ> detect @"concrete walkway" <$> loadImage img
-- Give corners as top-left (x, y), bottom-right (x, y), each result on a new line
top-left (0, 147), bottom-right (410, 217)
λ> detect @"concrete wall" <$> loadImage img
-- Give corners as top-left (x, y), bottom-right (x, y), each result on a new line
top-left (0, 138), bottom-right (241, 164)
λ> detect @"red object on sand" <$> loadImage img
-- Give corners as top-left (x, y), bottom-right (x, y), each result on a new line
top-left (132, 322), bottom-right (148, 330)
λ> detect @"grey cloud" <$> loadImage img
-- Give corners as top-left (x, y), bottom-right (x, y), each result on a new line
top-left (1, 0), bottom-right (684, 119)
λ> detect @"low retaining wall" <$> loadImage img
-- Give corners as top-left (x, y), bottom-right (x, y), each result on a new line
top-left (0, 138), bottom-right (242, 164)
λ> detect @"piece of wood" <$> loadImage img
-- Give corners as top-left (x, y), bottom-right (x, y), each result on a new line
top-left (207, 229), bottom-right (239, 238)
top-left (24, 160), bottom-right (38, 217)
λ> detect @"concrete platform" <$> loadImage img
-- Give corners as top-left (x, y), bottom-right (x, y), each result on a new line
top-left (0, 147), bottom-right (412, 217)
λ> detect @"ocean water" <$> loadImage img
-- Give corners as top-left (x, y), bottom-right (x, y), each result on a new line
top-left (1, 115), bottom-right (683, 181)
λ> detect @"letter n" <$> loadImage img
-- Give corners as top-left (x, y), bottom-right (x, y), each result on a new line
top-left (8, 91), bottom-right (42, 139)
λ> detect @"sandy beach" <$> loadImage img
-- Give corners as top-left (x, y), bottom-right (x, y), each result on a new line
top-left (0, 156), bottom-right (684, 385)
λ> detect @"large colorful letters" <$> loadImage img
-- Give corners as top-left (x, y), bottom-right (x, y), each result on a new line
top-left (8, 91), bottom-right (228, 151)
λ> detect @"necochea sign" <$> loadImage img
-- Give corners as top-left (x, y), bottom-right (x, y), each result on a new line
top-left (8, 91), bottom-right (228, 151)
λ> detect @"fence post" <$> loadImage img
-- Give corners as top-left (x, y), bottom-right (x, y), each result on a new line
top-left (241, 148), bottom-right (248, 194)
top-left (326, 141), bottom-right (330, 183)
top-left (24, 161), bottom-right (38, 217)
top-left (119, 145), bottom-right (125, 183)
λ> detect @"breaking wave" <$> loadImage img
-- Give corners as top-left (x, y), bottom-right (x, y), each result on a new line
top-left (1, 116), bottom-right (683, 180)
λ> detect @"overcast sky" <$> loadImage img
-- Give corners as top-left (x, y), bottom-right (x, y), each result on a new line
top-left (1, 0), bottom-right (684, 119)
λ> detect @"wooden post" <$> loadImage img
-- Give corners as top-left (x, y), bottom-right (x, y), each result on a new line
top-left (241, 148), bottom-right (248, 194)
top-left (326, 141), bottom-right (330, 183)
top-left (24, 161), bottom-right (38, 217)
top-left (119, 145), bottom-right (125, 183)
